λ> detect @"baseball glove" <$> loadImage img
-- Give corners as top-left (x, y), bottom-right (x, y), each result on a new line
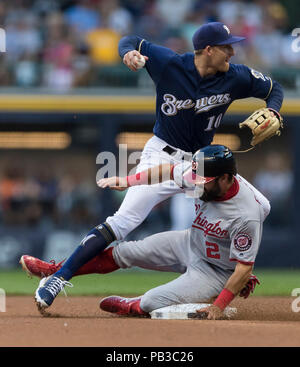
top-left (239, 108), bottom-right (283, 147)
top-left (239, 274), bottom-right (260, 299)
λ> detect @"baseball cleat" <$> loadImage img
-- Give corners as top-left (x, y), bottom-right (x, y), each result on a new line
top-left (99, 296), bottom-right (148, 317)
top-left (20, 255), bottom-right (65, 278)
top-left (35, 275), bottom-right (73, 309)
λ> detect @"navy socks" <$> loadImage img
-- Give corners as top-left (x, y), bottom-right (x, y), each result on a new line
top-left (54, 223), bottom-right (116, 281)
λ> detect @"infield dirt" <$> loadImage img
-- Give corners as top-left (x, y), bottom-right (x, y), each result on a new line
top-left (1, 295), bottom-right (300, 347)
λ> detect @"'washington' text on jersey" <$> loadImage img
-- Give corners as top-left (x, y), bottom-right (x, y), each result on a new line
top-left (192, 211), bottom-right (229, 238)
top-left (161, 93), bottom-right (232, 116)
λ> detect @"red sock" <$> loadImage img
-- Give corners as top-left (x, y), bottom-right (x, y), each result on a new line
top-left (74, 247), bottom-right (119, 276)
top-left (130, 299), bottom-right (149, 316)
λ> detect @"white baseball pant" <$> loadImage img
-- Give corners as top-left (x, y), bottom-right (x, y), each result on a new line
top-left (106, 135), bottom-right (192, 240)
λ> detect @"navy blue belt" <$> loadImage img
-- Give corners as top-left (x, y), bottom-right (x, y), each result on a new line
top-left (163, 145), bottom-right (177, 155)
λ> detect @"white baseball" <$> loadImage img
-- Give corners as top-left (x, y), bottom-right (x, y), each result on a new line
top-left (134, 55), bottom-right (146, 69)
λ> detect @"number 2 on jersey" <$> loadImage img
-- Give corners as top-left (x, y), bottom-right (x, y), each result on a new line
top-left (205, 241), bottom-right (220, 259)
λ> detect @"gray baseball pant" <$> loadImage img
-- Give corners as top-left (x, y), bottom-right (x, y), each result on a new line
top-left (112, 229), bottom-right (233, 312)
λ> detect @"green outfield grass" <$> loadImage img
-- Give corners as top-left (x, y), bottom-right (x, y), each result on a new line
top-left (1, 268), bottom-right (300, 296)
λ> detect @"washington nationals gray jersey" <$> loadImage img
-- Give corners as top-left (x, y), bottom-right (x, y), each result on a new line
top-left (190, 175), bottom-right (265, 270)
top-left (111, 169), bottom-right (269, 311)
top-left (173, 162), bottom-right (269, 269)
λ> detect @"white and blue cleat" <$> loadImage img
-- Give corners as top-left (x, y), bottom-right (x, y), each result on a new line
top-left (35, 275), bottom-right (73, 315)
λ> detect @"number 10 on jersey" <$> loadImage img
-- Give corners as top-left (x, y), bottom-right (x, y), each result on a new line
top-left (205, 113), bottom-right (223, 131)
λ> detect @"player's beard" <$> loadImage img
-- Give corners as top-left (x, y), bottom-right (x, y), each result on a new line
top-left (200, 179), bottom-right (222, 202)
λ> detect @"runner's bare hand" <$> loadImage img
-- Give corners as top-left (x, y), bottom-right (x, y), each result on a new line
top-left (97, 176), bottom-right (128, 191)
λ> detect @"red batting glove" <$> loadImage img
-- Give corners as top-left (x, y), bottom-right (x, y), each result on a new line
top-left (239, 274), bottom-right (260, 299)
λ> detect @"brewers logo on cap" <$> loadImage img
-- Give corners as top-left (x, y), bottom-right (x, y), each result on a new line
top-left (223, 25), bottom-right (230, 34)
top-left (234, 233), bottom-right (252, 251)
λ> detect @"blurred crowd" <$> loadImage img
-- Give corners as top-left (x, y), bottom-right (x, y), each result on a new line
top-left (0, 150), bottom-right (292, 231)
top-left (253, 151), bottom-right (294, 228)
top-left (0, 161), bottom-right (173, 236)
top-left (0, 0), bottom-right (298, 90)
top-left (0, 163), bottom-right (102, 230)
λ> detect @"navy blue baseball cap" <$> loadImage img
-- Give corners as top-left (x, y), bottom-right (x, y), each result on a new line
top-left (192, 22), bottom-right (245, 50)
top-left (182, 144), bottom-right (237, 185)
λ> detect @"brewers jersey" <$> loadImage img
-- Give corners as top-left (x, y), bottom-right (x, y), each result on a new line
top-left (119, 36), bottom-right (283, 153)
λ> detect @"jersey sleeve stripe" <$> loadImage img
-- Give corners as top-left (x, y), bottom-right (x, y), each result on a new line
top-left (138, 39), bottom-right (145, 53)
top-left (229, 258), bottom-right (254, 266)
top-left (263, 78), bottom-right (273, 100)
